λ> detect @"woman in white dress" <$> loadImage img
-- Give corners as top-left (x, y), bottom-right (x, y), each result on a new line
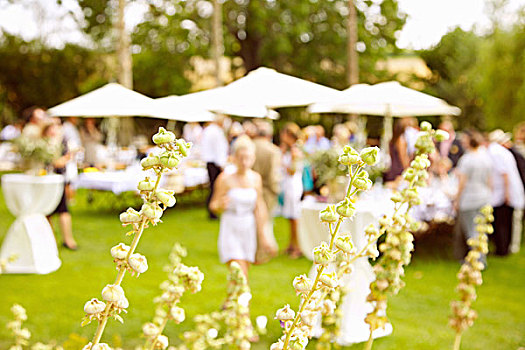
top-left (209, 136), bottom-right (274, 277)
top-left (280, 123), bottom-right (304, 258)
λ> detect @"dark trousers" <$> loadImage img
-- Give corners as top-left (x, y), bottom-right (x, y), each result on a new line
top-left (206, 162), bottom-right (222, 219)
top-left (492, 204), bottom-right (514, 256)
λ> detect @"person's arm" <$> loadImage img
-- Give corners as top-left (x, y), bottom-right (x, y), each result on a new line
top-left (269, 148), bottom-right (282, 196)
top-left (209, 173), bottom-right (229, 215)
top-left (455, 172), bottom-right (466, 211)
top-left (254, 174), bottom-right (274, 252)
top-left (397, 136), bottom-right (410, 169)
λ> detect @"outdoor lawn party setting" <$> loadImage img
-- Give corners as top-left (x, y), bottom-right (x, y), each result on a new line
top-left (1, 0), bottom-right (525, 349)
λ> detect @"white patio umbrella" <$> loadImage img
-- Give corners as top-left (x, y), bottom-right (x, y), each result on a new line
top-left (150, 96), bottom-right (216, 123)
top-left (223, 67), bottom-right (339, 108)
top-left (48, 83), bottom-right (155, 146)
top-left (48, 83), bottom-right (155, 117)
top-left (308, 81), bottom-right (461, 154)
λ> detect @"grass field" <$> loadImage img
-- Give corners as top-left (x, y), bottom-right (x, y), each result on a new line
top-left (0, 189), bottom-right (524, 349)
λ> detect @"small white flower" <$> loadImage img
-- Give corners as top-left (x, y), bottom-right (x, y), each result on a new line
top-left (110, 243), bottom-right (130, 260)
top-left (129, 253), bottom-right (148, 274)
top-left (11, 304), bottom-right (27, 321)
top-left (155, 190), bottom-right (176, 207)
top-left (238, 292), bottom-right (252, 307)
top-left (207, 328), bottom-right (219, 339)
top-left (170, 306), bottom-right (185, 323)
top-left (319, 272), bottom-right (338, 289)
top-left (84, 298), bottom-right (106, 314)
top-left (116, 297), bottom-right (129, 309)
top-left (101, 284), bottom-right (125, 303)
top-left (255, 315), bottom-right (268, 331)
top-left (140, 202), bottom-right (163, 221)
top-left (156, 334), bottom-right (169, 349)
top-left (275, 304), bottom-right (295, 321)
top-left (119, 208), bottom-right (142, 224)
top-left (293, 274), bottom-right (313, 294)
top-left (142, 322), bottom-right (159, 337)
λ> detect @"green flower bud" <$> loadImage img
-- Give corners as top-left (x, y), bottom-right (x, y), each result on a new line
top-left (360, 146), bottom-right (380, 166)
top-left (336, 198), bottom-right (356, 217)
top-left (420, 121), bottom-right (432, 131)
top-left (141, 202), bottom-right (163, 221)
top-left (293, 274), bottom-right (313, 293)
top-left (313, 242), bottom-right (333, 265)
top-left (319, 205), bottom-right (338, 223)
top-left (335, 235), bottom-right (355, 254)
top-left (275, 304), bottom-right (295, 321)
top-left (152, 127), bottom-right (175, 145)
top-left (390, 192), bottom-right (403, 203)
top-left (357, 170), bottom-right (370, 179)
top-left (137, 177), bottom-right (155, 191)
top-left (119, 208), bottom-right (142, 224)
top-left (365, 224), bottom-right (379, 237)
top-left (343, 145), bottom-right (359, 156)
top-left (155, 190), bottom-right (176, 207)
top-left (141, 155), bottom-right (160, 169)
top-left (434, 129), bottom-right (450, 142)
top-left (319, 272), bottom-right (338, 288)
top-left (159, 152), bottom-right (181, 168)
top-left (176, 139), bottom-right (191, 157)
top-left (354, 177), bottom-right (372, 191)
top-left (403, 168), bottom-right (417, 181)
top-left (338, 153), bottom-right (359, 165)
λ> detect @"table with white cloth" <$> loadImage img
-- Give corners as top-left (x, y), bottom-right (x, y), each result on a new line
top-left (298, 193), bottom-right (394, 345)
top-left (0, 174), bottom-right (64, 274)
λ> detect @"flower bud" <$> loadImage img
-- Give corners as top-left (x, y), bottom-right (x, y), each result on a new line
top-left (152, 127), bottom-right (175, 145)
top-left (313, 242), bottom-right (333, 265)
top-left (321, 299), bottom-right (336, 315)
top-left (300, 310), bottom-right (316, 327)
top-left (360, 146), bottom-right (380, 166)
top-left (338, 153), bottom-right (359, 166)
top-left (270, 341), bottom-right (285, 350)
top-left (138, 177), bottom-right (156, 191)
top-left (140, 202), bottom-right (163, 221)
top-left (434, 129), bottom-right (449, 142)
top-left (176, 139), bottom-right (191, 157)
top-left (129, 253), bottom-right (148, 274)
top-left (141, 154), bottom-right (160, 169)
top-left (366, 244), bottom-right (380, 259)
top-left (238, 292), bottom-right (252, 307)
top-left (156, 335), bottom-right (169, 349)
top-left (155, 190), bottom-right (176, 207)
top-left (336, 198), bottom-right (355, 218)
top-left (255, 315), bottom-right (268, 333)
top-left (420, 121), bottom-right (432, 131)
top-left (343, 145), bottom-right (359, 156)
top-left (142, 322), bottom-right (159, 337)
top-left (335, 235), bottom-right (355, 254)
top-left (170, 306), bottom-right (185, 323)
top-left (101, 284), bottom-right (125, 303)
top-left (365, 224), bottom-right (379, 237)
top-left (354, 177), bottom-right (372, 191)
top-left (11, 304), bottom-right (27, 320)
top-left (82, 343), bottom-right (112, 350)
top-left (376, 279), bottom-right (389, 291)
top-left (110, 243), bottom-right (130, 260)
top-left (119, 208), bottom-right (142, 224)
top-left (293, 274), bottom-right (313, 293)
top-left (159, 151), bottom-right (181, 168)
top-left (319, 205), bottom-right (338, 223)
top-left (84, 298), bottom-right (106, 314)
top-left (319, 272), bottom-right (338, 289)
top-left (275, 304), bottom-right (295, 321)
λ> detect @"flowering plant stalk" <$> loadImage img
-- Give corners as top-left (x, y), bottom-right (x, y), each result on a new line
top-left (6, 304), bottom-right (61, 350)
top-left (273, 145), bottom-right (381, 350)
top-left (449, 205), bottom-right (494, 350)
top-left (179, 261), bottom-right (260, 350)
top-left (80, 127), bottom-right (191, 350)
top-left (140, 243), bottom-right (204, 350)
top-left (363, 122), bottom-right (449, 350)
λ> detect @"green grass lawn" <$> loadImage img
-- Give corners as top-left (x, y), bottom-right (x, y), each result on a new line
top-left (0, 189), bottom-right (524, 349)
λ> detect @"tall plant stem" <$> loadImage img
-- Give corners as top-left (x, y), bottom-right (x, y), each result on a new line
top-left (364, 331), bottom-right (374, 350)
top-left (148, 317), bottom-right (170, 350)
top-left (453, 332), bottom-right (462, 350)
top-left (92, 169), bottom-right (163, 345)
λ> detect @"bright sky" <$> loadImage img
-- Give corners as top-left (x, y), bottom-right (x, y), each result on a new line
top-left (0, 0), bottom-right (523, 50)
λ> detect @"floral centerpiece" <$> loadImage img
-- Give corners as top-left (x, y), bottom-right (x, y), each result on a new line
top-left (13, 135), bottom-right (61, 173)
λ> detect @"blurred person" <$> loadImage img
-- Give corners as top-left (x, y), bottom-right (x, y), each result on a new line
top-left (280, 122), bottom-right (304, 258)
top-left (182, 122), bottom-right (203, 145)
top-left (438, 120), bottom-right (464, 168)
top-left (228, 121), bottom-right (244, 148)
top-left (513, 121), bottom-right (525, 158)
top-left (0, 120), bottom-right (22, 141)
top-left (403, 117), bottom-right (420, 158)
top-left (252, 120), bottom-right (281, 263)
top-left (488, 129), bottom-right (525, 256)
top-left (21, 106), bottom-right (47, 139)
top-left (331, 124), bottom-right (351, 150)
top-left (384, 120), bottom-right (410, 184)
top-left (453, 130), bottom-right (492, 264)
top-left (42, 122), bottom-right (78, 250)
top-left (61, 117), bottom-right (82, 201)
top-left (202, 114), bottom-right (229, 219)
top-left (209, 135), bottom-right (273, 277)
top-left (304, 125), bottom-right (330, 154)
top-left (243, 120), bottom-right (258, 139)
top-left (79, 118), bottom-right (103, 167)
top-left (496, 131), bottom-right (525, 254)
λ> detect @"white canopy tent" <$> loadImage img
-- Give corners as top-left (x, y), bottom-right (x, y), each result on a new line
top-left (308, 81), bottom-right (461, 154)
top-left (151, 96), bottom-right (216, 123)
top-left (223, 67), bottom-right (339, 108)
top-left (48, 83), bottom-right (155, 117)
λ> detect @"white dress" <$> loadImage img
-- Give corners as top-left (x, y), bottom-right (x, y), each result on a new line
top-left (218, 188), bottom-right (258, 263)
top-left (282, 152), bottom-right (303, 219)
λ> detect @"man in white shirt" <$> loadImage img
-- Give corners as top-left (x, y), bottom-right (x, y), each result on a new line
top-left (201, 114), bottom-right (228, 219)
top-left (488, 129), bottom-right (525, 256)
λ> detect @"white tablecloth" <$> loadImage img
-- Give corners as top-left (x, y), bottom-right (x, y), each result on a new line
top-left (1, 174), bottom-right (64, 274)
top-left (299, 195), bottom-right (394, 345)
